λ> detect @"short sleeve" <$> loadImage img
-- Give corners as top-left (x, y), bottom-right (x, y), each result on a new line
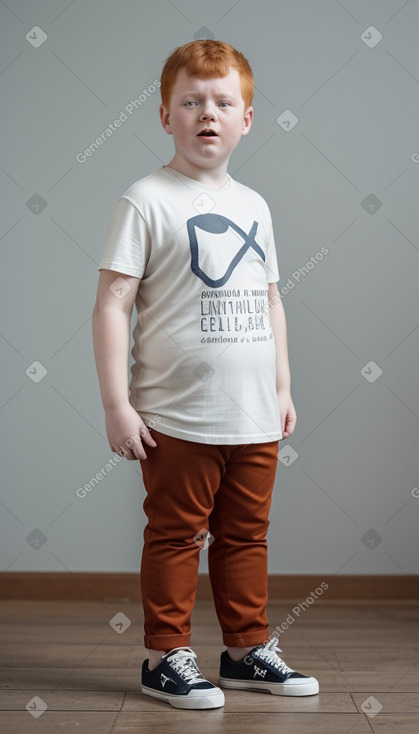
top-left (264, 205), bottom-right (280, 284)
top-left (98, 197), bottom-right (151, 279)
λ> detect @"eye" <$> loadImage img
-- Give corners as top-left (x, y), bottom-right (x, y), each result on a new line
top-left (184, 100), bottom-right (198, 106)
top-left (218, 102), bottom-right (231, 108)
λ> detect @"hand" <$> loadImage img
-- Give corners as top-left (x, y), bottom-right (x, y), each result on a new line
top-left (277, 389), bottom-right (297, 439)
top-left (105, 403), bottom-right (157, 460)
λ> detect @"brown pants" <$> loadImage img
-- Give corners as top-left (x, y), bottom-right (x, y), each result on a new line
top-left (139, 430), bottom-right (279, 651)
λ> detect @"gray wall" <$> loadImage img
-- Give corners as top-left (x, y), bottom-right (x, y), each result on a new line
top-left (1, 0), bottom-right (418, 578)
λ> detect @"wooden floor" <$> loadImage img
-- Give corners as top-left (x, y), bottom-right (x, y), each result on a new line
top-left (1, 598), bottom-right (418, 733)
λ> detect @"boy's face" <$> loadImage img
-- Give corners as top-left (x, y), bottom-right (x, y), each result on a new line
top-left (160, 66), bottom-right (253, 174)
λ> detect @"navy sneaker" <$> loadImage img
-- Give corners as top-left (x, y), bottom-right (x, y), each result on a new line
top-left (141, 646), bottom-right (225, 709)
top-left (219, 638), bottom-right (319, 696)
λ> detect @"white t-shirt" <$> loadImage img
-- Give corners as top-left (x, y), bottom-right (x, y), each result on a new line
top-left (99, 165), bottom-right (282, 444)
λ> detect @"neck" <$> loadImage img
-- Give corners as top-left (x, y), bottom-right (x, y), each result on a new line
top-left (165, 158), bottom-right (230, 190)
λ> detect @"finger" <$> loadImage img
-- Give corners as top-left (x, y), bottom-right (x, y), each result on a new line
top-left (117, 446), bottom-right (136, 460)
top-left (132, 440), bottom-right (148, 461)
top-left (140, 427), bottom-right (157, 447)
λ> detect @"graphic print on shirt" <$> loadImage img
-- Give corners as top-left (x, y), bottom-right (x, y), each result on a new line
top-left (187, 213), bottom-right (265, 288)
top-left (185, 213), bottom-right (273, 344)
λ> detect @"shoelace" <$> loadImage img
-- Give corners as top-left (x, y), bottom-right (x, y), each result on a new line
top-left (166, 647), bottom-right (207, 684)
top-left (254, 638), bottom-right (295, 674)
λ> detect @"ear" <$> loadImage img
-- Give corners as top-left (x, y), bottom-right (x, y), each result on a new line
top-left (241, 106), bottom-right (254, 136)
top-left (159, 104), bottom-right (172, 135)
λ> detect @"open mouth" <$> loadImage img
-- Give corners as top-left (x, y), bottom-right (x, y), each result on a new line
top-left (198, 130), bottom-right (218, 136)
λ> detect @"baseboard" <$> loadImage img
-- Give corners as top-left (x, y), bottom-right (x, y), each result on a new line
top-left (1, 573), bottom-right (418, 601)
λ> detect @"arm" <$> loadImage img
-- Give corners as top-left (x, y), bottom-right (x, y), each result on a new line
top-left (268, 282), bottom-right (297, 439)
top-left (92, 269), bottom-right (157, 459)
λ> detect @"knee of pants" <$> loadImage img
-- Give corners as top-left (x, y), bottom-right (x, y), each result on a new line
top-left (144, 504), bottom-right (214, 544)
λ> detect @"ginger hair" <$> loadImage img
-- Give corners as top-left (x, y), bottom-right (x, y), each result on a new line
top-left (160, 40), bottom-right (254, 110)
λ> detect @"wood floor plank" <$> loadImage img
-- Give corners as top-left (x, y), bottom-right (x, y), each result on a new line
top-left (111, 712), bottom-right (373, 733)
top-left (121, 689), bottom-right (355, 713)
top-left (271, 625), bottom-right (419, 648)
top-left (0, 667), bottom-right (141, 691)
top-left (0, 689), bottom-right (124, 711)
top-left (315, 647), bottom-right (419, 671)
top-left (369, 716), bottom-right (419, 733)
top-left (352, 692), bottom-right (419, 714)
top-left (0, 644), bottom-right (145, 668)
top-left (0, 711), bottom-right (118, 733)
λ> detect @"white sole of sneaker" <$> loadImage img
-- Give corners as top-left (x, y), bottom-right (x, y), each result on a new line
top-left (218, 677), bottom-right (319, 696)
top-left (141, 685), bottom-right (225, 709)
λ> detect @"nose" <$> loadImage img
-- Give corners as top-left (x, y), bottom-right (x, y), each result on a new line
top-left (200, 101), bottom-right (218, 121)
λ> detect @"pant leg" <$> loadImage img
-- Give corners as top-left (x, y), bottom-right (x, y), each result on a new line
top-left (139, 430), bottom-right (227, 651)
top-left (207, 440), bottom-right (279, 647)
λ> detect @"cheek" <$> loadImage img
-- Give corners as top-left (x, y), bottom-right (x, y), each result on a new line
top-left (173, 119), bottom-right (193, 142)
top-left (226, 125), bottom-right (243, 144)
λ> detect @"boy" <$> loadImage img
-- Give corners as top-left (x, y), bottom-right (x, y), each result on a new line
top-left (92, 40), bottom-right (319, 709)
